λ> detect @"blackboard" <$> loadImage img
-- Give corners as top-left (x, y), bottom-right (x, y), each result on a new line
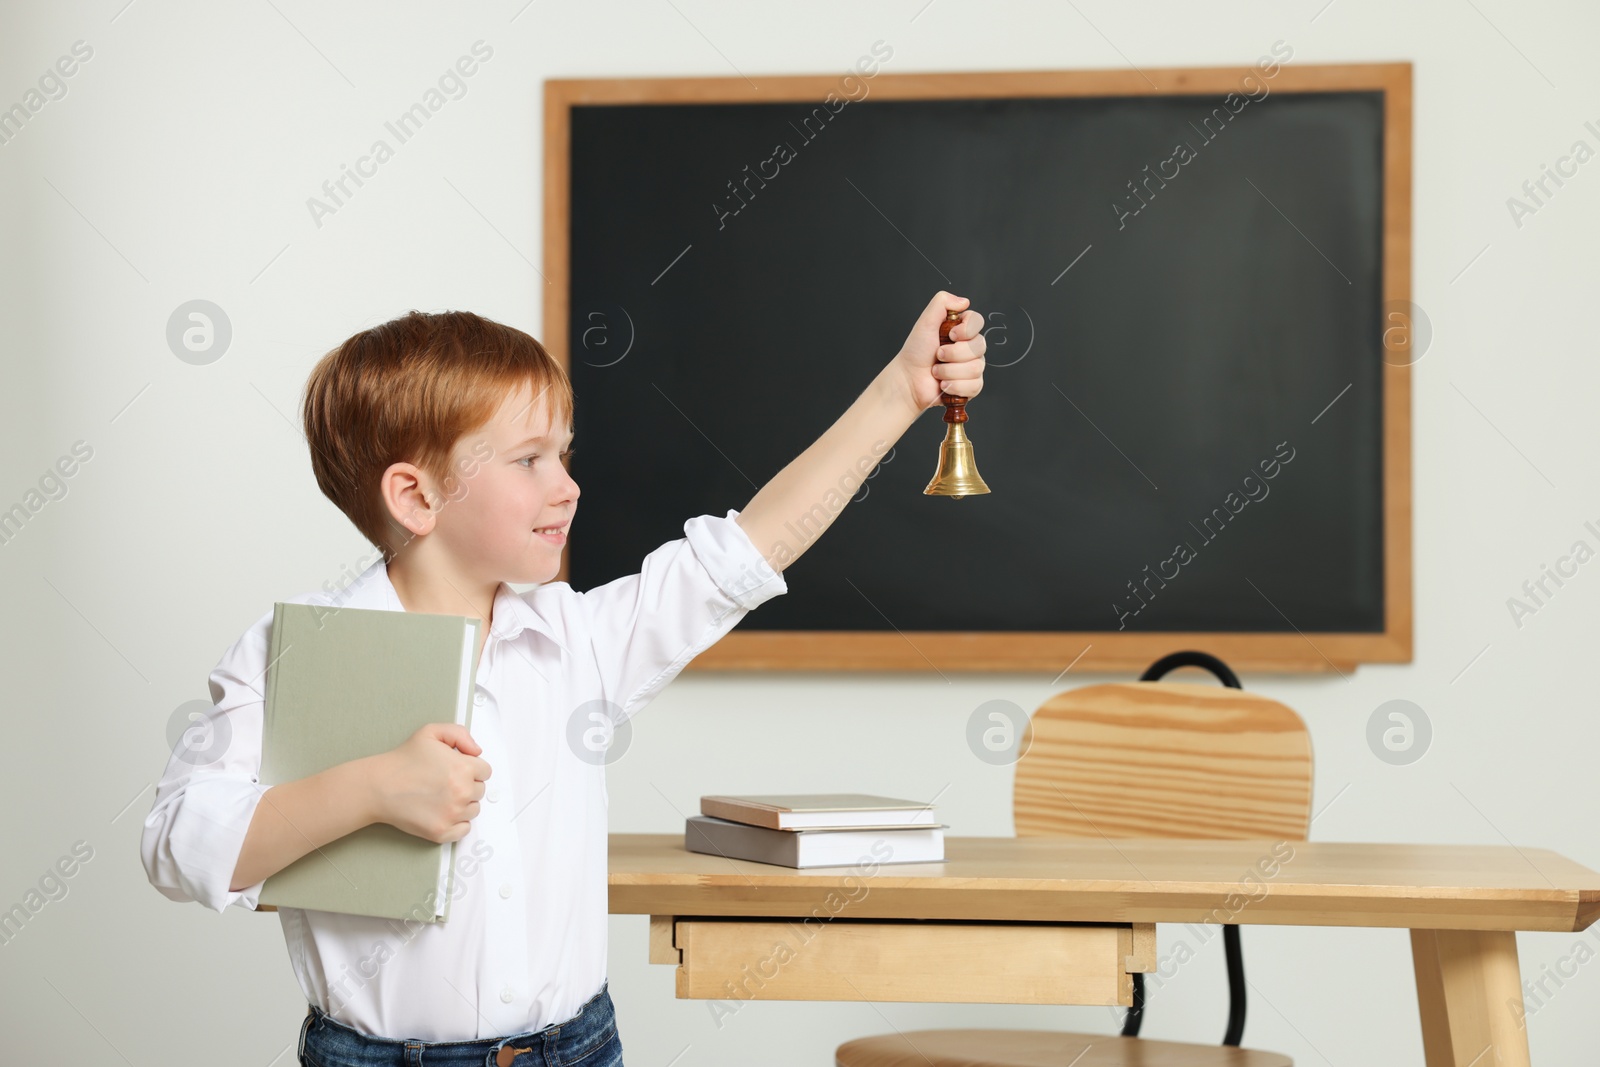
top-left (546, 64), bottom-right (1412, 671)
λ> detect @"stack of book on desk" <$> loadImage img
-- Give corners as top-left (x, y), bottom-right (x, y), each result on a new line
top-left (684, 793), bottom-right (945, 868)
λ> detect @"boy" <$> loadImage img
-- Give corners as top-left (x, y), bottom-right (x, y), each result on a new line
top-left (139, 292), bottom-right (986, 1066)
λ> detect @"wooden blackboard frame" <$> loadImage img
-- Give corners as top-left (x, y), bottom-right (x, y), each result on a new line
top-left (543, 62), bottom-right (1412, 674)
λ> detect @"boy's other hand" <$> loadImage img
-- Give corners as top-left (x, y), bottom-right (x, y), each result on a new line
top-left (891, 291), bottom-right (986, 413)
top-left (369, 723), bottom-right (493, 844)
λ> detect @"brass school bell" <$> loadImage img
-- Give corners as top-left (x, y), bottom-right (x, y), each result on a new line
top-left (923, 308), bottom-right (991, 499)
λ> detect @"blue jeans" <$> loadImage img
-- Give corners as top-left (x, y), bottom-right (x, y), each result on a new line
top-left (297, 982), bottom-right (624, 1067)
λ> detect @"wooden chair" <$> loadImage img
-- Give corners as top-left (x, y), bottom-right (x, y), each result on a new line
top-left (836, 651), bottom-right (1313, 1067)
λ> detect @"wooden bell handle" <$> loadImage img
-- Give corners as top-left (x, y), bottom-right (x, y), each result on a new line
top-left (938, 308), bottom-right (969, 425)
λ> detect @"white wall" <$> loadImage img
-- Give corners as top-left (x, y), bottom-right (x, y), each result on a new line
top-left (3, 0), bottom-right (1597, 1063)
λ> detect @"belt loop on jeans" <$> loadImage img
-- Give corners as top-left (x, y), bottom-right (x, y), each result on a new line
top-left (297, 1006), bottom-right (313, 1060)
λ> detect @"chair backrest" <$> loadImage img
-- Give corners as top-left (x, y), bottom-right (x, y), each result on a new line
top-left (1012, 669), bottom-right (1314, 1047)
top-left (1012, 679), bottom-right (1314, 842)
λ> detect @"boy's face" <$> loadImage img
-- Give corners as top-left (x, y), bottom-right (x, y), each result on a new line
top-left (437, 380), bottom-right (579, 585)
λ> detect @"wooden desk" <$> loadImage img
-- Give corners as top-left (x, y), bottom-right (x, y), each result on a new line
top-left (610, 833), bottom-right (1600, 1067)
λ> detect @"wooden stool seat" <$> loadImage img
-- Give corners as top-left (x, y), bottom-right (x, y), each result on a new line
top-left (836, 1029), bottom-right (1293, 1067)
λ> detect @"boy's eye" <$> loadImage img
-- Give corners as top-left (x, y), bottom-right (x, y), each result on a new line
top-left (519, 449), bottom-right (576, 468)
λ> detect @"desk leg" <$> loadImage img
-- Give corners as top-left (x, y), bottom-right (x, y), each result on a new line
top-left (1411, 929), bottom-right (1530, 1067)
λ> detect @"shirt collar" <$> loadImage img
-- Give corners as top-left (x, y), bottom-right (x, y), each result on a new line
top-left (335, 557), bottom-right (568, 654)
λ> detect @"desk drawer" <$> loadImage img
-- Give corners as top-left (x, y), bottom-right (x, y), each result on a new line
top-left (654, 917), bottom-right (1154, 1006)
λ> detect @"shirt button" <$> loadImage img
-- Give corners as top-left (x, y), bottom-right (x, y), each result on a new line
top-left (486, 787), bottom-right (500, 803)
top-left (474, 689), bottom-right (487, 706)
top-left (500, 986), bottom-right (515, 1004)
top-left (499, 883), bottom-right (513, 899)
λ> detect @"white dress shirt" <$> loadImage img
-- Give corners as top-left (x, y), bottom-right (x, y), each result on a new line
top-left (140, 508), bottom-right (786, 1041)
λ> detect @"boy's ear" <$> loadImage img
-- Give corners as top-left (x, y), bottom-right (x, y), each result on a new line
top-left (381, 460), bottom-right (439, 538)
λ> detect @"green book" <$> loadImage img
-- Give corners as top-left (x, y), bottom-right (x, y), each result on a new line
top-left (257, 601), bottom-right (481, 922)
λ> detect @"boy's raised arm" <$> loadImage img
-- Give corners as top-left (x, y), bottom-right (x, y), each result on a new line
top-left (735, 291), bottom-right (987, 573)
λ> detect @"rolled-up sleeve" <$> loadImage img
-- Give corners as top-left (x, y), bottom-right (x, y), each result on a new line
top-left (580, 508), bottom-right (787, 721)
top-left (140, 608), bottom-right (273, 913)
